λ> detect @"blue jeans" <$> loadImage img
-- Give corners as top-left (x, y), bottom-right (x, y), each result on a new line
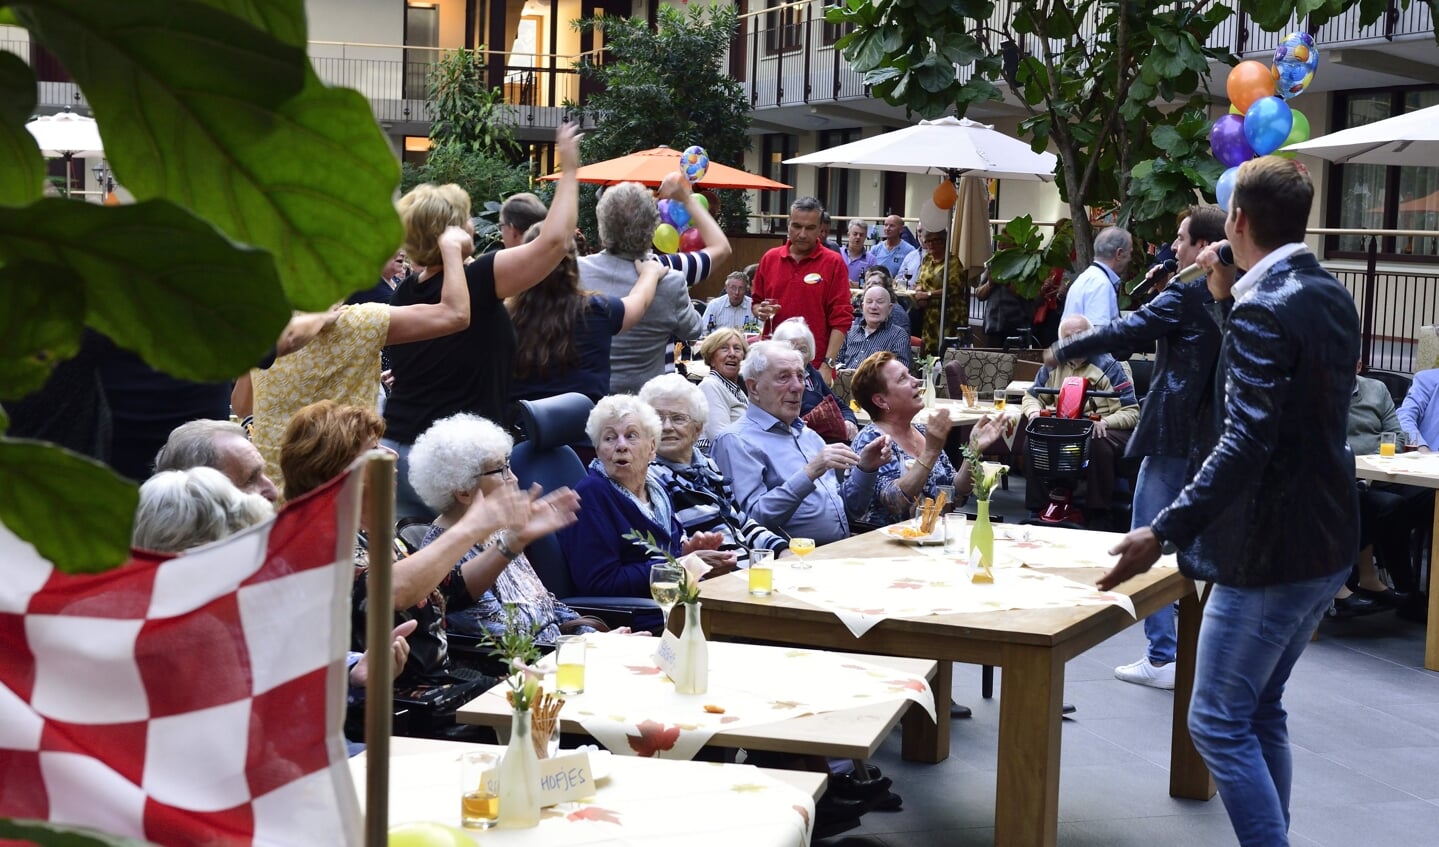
top-left (1131, 455), bottom-right (1188, 664)
top-left (381, 437), bottom-right (436, 521)
top-left (1188, 568), bottom-right (1349, 847)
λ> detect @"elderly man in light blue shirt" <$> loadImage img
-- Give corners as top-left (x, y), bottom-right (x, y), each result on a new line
top-left (1061, 226), bottom-right (1132, 328)
top-left (711, 341), bottom-right (891, 545)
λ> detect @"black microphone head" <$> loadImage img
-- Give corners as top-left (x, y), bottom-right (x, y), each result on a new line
top-left (1161, 259), bottom-right (1179, 274)
top-left (1217, 244), bottom-right (1234, 266)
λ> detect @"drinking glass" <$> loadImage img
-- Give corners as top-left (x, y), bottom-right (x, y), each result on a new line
top-left (748, 549), bottom-right (775, 596)
top-left (992, 390), bottom-right (1006, 411)
top-left (1380, 432), bottom-right (1397, 457)
top-left (459, 750), bottom-right (499, 829)
top-left (649, 562), bottom-right (683, 627)
top-left (789, 537), bottom-right (816, 569)
top-left (554, 634), bottom-right (587, 695)
top-left (1405, 431), bottom-right (1420, 452)
top-left (943, 513), bottom-right (968, 555)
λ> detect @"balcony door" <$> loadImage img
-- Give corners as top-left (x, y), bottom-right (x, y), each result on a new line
top-left (404, 2), bottom-right (440, 101)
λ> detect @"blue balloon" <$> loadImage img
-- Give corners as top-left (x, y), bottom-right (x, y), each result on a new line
top-left (1243, 96), bottom-right (1294, 156)
top-left (1216, 166), bottom-right (1239, 212)
top-left (657, 198), bottom-right (691, 232)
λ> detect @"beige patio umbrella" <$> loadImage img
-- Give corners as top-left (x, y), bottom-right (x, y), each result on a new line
top-left (950, 176), bottom-right (993, 285)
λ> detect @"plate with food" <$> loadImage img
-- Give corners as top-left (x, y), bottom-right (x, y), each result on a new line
top-left (881, 520), bottom-right (945, 545)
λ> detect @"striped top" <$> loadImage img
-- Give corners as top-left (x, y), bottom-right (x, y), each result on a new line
top-left (651, 447), bottom-right (789, 566)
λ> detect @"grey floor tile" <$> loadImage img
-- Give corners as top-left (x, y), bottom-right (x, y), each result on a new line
top-left (1286, 746), bottom-right (1418, 808)
top-left (1062, 814), bottom-right (1244, 846)
top-left (1290, 798), bottom-right (1439, 846)
top-left (1315, 741), bottom-right (1439, 799)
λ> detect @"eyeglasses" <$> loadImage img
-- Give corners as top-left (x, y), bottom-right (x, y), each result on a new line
top-left (480, 460), bottom-right (512, 477)
top-left (656, 412), bottom-right (693, 427)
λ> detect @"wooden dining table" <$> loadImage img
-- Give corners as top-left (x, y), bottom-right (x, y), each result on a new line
top-left (1354, 451), bottom-right (1439, 670)
top-left (698, 525), bottom-right (1214, 847)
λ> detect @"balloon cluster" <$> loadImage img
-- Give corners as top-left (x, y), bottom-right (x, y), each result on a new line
top-left (653, 146), bottom-right (713, 254)
top-left (1209, 32), bottom-right (1318, 210)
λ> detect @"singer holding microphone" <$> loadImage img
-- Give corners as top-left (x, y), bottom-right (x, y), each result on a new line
top-left (1043, 205), bottom-right (1225, 689)
top-left (1101, 157), bottom-right (1362, 847)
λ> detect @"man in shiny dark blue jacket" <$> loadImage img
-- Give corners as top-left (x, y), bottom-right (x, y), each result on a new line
top-left (1101, 157), bottom-right (1360, 847)
top-left (1049, 205), bottom-right (1225, 690)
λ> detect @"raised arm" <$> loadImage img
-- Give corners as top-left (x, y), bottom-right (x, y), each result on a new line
top-left (658, 173), bottom-right (731, 274)
top-left (493, 122), bottom-right (581, 298)
top-left (620, 257), bottom-right (665, 333)
top-left (385, 226), bottom-right (473, 344)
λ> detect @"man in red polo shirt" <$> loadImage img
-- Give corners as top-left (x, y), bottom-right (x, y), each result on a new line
top-left (753, 196), bottom-right (854, 381)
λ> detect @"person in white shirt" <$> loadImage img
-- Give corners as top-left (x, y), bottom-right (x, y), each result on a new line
top-left (701, 271), bottom-right (757, 336)
top-left (1061, 227), bottom-right (1132, 328)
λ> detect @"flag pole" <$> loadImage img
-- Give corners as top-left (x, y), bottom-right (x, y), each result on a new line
top-left (363, 452), bottom-right (397, 847)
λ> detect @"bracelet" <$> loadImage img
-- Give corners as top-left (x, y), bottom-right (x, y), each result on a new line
top-left (913, 457), bottom-right (933, 473)
top-left (494, 530), bottom-right (521, 561)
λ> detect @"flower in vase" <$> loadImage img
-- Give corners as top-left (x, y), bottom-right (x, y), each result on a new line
top-left (623, 529), bottom-right (712, 603)
top-left (961, 442), bottom-right (1007, 501)
top-left (478, 604), bottom-right (545, 711)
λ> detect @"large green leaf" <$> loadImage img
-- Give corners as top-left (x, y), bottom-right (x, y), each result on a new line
top-left (15, 1), bottom-right (402, 313)
top-left (0, 820), bottom-right (154, 847)
top-left (0, 261), bottom-right (85, 400)
top-left (0, 51), bottom-right (42, 207)
top-left (192, 0), bottom-right (307, 47)
top-left (0, 199), bottom-right (290, 380)
top-left (0, 439), bottom-right (138, 573)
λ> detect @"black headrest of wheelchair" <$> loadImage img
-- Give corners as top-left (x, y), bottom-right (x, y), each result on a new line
top-left (517, 392), bottom-right (595, 450)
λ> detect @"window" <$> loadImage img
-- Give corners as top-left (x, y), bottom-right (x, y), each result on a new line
top-left (765, 0), bottom-right (805, 55)
top-left (403, 2), bottom-right (440, 101)
top-left (821, 18), bottom-right (851, 47)
top-left (1327, 87), bottom-right (1439, 262)
top-left (815, 129), bottom-right (860, 217)
top-left (760, 134), bottom-right (797, 231)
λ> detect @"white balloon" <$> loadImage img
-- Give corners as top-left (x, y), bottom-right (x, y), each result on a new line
top-left (918, 199), bottom-right (951, 235)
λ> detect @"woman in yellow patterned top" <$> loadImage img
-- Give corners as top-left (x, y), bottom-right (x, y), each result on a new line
top-left (911, 229), bottom-right (971, 357)
top-left (239, 219), bottom-right (474, 495)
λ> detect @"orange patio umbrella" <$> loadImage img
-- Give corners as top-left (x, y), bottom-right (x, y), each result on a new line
top-left (539, 146), bottom-right (791, 190)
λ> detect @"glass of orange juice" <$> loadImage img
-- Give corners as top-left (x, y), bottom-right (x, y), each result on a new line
top-left (554, 635), bottom-right (586, 695)
top-left (459, 751), bottom-right (500, 829)
top-left (1380, 432), bottom-right (1397, 457)
top-left (748, 549), bottom-right (775, 596)
top-left (789, 537), bottom-right (815, 569)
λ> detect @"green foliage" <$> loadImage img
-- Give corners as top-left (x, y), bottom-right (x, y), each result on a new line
top-left (0, 0), bottom-right (402, 574)
top-left (570, 4), bottom-right (752, 236)
top-left (0, 819), bottom-right (154, 847)
top-left (428, 48), bottom-right (520, 159)
top-left (404, 143), bottom-right (533, 252)
top-left (988, 216), bottom-right (1074, 300)
top-left (1123, 108), bottom-right (1226, 247)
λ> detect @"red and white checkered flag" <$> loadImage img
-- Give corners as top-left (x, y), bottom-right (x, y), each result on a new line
top-left (0, 468), bottom-right (364, 846)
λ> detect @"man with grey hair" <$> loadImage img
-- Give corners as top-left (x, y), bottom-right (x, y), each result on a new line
top-left (1061, 226), bottom-right (1133, 327)
top-left (580, 181), bottom-right (701, 394)
top-left (711, 341), bottom-right (890, 545)
top-left (752, 197), bottom-right (853, 381)
top-left (153, 419), bottom-right (279, 503)
top-left (843, 219), bottom-right (876, 283)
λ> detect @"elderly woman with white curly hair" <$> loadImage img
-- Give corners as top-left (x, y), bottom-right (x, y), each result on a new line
top-left (773, 316), bottom-right (859, 442)
top-left (579, 182), bottom-right (702, 394)
top-left (558, 394), bottom-right (731, 631)
top-left (132, 466), bottom-right (273, 553)
top-left (408, 413), bottom-right (587, 643)
top-left (639, 374), bottom-right (789, 568)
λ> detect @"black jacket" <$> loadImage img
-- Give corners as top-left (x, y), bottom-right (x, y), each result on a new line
top-left (1150, 251), bottom-right (1360, 587)
top-left (1051, 279), bottom-right (1221, 460)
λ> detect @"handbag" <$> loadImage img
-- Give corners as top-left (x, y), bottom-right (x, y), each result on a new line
top-left (802, 392), bottom-right (850, 443)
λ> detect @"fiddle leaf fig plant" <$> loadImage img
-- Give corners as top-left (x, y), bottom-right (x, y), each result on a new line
top-left (987, 216), bottom-right (1075, 300)
top-left (0, 0), bottom-right (402, 575)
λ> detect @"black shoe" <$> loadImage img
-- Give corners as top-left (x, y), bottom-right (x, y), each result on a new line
top-left (1328, 594), bottom-right (1385, 618)
top-left (1062, 702), bottom-right (1077, 715)
top-left (865, 790), bottom-right (903, 812)
top-left (815, 793), bottom-right (867, 827)
top-left (1353, 585), bottom-right (1402, 607)
top-left (951, 703), bottom-right (973, 719)
top-left (831, 771), bottom-right (893, 801)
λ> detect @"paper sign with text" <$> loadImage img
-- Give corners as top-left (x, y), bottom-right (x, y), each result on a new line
top-left (653, 630), bottom-right (681, 681)
top-left (536, 752), bottom-right (596, 806)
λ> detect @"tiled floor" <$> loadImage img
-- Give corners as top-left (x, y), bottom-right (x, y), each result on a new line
top-left (820, 477), bottom-right (1439, 846)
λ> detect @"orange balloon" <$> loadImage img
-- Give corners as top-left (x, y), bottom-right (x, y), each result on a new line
top-left (1226, 60), bottom-right (1275, 114)
top-left (932, 180), bottom-right (957, 210)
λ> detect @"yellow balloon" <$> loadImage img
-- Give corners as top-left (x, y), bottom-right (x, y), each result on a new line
top-left (654, 223), bottom-right (680, 254)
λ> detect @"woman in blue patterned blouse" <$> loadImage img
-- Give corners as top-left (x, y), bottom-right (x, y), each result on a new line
top-left (848, 351), bottom-right (1004, 527)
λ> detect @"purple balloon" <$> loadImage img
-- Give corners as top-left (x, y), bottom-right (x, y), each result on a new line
top-left (1210, 114), bottom-right (1255, 169)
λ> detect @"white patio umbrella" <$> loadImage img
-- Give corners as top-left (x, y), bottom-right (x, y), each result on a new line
top-left (25, 111), bottom-right (105, 196)
top-left (786, 117), bottom-right (1056, 352)
top-left (1281, 103), bottom-right (1439, 166)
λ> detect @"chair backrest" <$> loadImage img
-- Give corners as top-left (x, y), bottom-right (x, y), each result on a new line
top-left (510, 393), bottom-right (594, 597)
top-left (943, 359), bottom-right (967, 401)
top-left (1127, 357), bottom-right (1154, 401)
top-left (944, 349), bottom-right (1015, 394)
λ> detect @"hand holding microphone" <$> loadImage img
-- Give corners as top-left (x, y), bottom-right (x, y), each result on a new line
top-left (1174, 243), bottom-right (1234, 283)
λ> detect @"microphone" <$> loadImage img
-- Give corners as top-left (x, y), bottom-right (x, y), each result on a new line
top-left (1130, 259), bottom-right (1177, 298)
top-left (1174, 244), bottom-right (1234, 283)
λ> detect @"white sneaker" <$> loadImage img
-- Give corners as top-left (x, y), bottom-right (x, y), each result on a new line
top-left (1114, 657), bottom-right (1176, 690)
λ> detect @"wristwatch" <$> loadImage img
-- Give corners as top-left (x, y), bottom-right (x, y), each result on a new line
top-left (824, 357), bottom-right (840, 370)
